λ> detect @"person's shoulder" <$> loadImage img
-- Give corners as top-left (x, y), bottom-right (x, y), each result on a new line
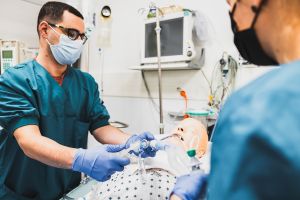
top-left (213, 69), bottom-right (279, 143)
top-left (221, 62), bottom-right (300, 126)
top-left (221, 70), bottom-right (272, 112)
top-left (239, 61), bottom-right (300, 98)
top-left (225, 63), bottom-right (299, 109)
top-left (3, 59), bottom-right (34, 72)
top-left (213, 62), bottom-right (300, 158)
top-left (1, 60), bottom-right (35, 81)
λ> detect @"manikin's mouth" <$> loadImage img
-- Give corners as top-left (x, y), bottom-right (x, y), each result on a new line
top-left (160, 133), bottom-right (185, 142)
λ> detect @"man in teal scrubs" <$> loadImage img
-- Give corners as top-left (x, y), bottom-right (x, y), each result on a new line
top-left (170, 0), bottom-right (300, 199)
top-left (0, 2), bottom-right (156, 199)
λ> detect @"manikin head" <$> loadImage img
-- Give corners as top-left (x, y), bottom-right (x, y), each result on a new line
top-left (165, 118), bottom-right (208, 158)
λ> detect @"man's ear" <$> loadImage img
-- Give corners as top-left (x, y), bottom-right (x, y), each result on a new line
top-left (227, 0), bottom-right (237, 7)
top-left (39, 21), bottom-right (49, 39)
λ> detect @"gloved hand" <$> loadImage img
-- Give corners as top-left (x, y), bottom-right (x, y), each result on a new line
top-left (72, 146), bottom-right (130, 182)
top-left (105, 143), bottom-right (127, 153)
top-left (125, 132), bottom-right (156, 158)
top-left (171, 171), bottom-right (208, 200)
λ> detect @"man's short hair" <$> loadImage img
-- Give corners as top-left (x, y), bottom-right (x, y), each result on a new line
top-left (37, 1), bottom-right (84, 37)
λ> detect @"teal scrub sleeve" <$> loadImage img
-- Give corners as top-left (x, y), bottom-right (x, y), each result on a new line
top-left (211, 129), bottom-right (300, 200)
top-left (0, 71), bottom-right (39, 135)
top-left (209, 94), bottom-right (300, 199)
top-left (88, 81), bottom-right (110, 132)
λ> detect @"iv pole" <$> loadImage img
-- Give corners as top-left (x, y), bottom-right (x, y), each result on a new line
top-left (155, 6), bottom-right (164, 134)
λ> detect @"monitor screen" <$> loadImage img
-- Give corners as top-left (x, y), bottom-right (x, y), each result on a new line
top-left (145, 17), bottom-right (184, 58)
top-left (2, 50), bottom-right (13, 59)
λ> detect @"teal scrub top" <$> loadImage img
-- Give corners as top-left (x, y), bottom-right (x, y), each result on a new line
top-left (209, 60), bottom-right (300, 199)
top-left (0, 60), bottom-right (110, 200)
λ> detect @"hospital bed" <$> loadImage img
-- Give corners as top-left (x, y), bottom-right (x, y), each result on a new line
top-left (61, 178), bottom-right (97, 200)
top-left (61, 142), bottom-right (211, 200)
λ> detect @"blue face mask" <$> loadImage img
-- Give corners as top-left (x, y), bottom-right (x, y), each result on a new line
top-left (46, 26), bottom-right (83, 66)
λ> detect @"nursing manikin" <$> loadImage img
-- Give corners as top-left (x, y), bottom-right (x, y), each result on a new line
top-left (90, 118), bottom-right (209, 200)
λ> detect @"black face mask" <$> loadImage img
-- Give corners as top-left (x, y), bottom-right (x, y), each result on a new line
top-left (229, 1), bottom-right (278, 66)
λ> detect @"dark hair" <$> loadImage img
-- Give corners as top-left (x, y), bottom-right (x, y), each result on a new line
top-left (37, 1), bottom-right (84, 37)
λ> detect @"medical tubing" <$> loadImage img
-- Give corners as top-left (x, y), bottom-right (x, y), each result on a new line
top-left (114, 139), bottom-right (152, 160)
top-left (187, 149), bottom-right (202, 172)
top-left (155, 5), bottom-right (164, 135)
top-left (138, 154), bottom-right (147, 184)
top-left (149, 140), bottom-right (169, 151)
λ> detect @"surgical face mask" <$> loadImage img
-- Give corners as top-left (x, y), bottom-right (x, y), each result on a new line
top-left (229, 1), bottom-right (278, 66)
top-left (46, 26), bottom-right (83, 65)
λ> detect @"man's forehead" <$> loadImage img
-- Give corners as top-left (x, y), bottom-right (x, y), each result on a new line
top-left (60, 10), bottom-right (84, 30)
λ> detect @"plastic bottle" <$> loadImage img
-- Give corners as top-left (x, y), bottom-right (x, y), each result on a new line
top-left (187, 149), bottom-right (201, 172)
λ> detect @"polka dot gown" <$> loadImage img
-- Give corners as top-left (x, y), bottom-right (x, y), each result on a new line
top-left (93, 169), bottom-right (177, 200)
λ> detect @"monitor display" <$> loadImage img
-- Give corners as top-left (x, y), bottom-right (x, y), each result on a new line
top-left (145, 17), bottom-right (184, 58)
top-left (2, 50), bottom-right (13, 59)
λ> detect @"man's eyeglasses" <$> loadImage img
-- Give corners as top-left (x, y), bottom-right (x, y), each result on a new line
top-left (47, 22), bottom-right (88, 44)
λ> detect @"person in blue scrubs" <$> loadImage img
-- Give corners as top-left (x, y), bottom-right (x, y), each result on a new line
top-left (171, 0), bottom-right (300, 199)
top-left (0, 2), bottom-right (156, 200)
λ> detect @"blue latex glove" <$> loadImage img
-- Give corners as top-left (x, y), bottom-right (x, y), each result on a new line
top-left (72, 146), bottom-right (130, 182)
top-left (126, 132), bottom-right (156, 158)
top-left (171, 171), bottom-right (208, 200)
top-left (105, 143), bottom-right (127, 153)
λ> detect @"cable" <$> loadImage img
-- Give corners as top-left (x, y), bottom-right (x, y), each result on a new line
top-left (141, 70), bottom-right (160, 113)
top-left (199, 58), bottom-right (223, 108)
top-left (199, 68), bottom-right (213, 96)
top-left (141, 71), bottom-right (182, 125)
top-left (220, 55), bottom-right (238, 103)
top-left (201, 52), bottom-right (238, 110)
top-left (99, 49), bottom-right (105, 97)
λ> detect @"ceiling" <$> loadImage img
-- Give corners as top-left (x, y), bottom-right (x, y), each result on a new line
top-left (0, 0), bottom-right (83, 47)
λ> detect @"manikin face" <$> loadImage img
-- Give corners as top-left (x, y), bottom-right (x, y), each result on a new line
top-left (165, 118), bottom-right (208, 158)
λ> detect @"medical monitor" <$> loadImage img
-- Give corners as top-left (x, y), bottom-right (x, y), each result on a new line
top-left (141, 12), bottom-right (196, 64)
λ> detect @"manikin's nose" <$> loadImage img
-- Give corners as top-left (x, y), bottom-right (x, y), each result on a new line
top-left (177, 127), bottom-right (184, 132)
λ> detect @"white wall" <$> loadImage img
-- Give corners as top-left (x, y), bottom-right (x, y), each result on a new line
top-left (84, 0), bottom-right (241, 147)
top-left (0, 0), bottom-right (41, 47)
top-left (0, 0), bottom-right (80, 48)
top-left (87, 0), bottom-right (237, 100)
top-left (0, 1), bottom-right (274, 147)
